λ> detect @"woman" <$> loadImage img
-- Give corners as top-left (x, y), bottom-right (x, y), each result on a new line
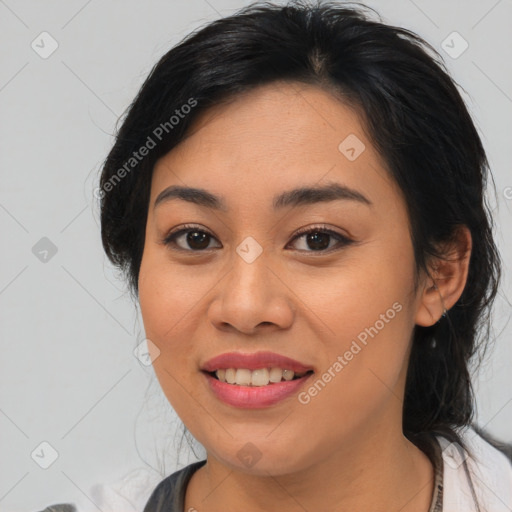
top-left (52, 1), bottom-right (512, 511)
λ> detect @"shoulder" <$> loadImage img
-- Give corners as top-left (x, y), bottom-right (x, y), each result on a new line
top-left (35, 507), bottom-right (77, 512)
top-left (34, 466), bottom-right (165, 512)
top-left (436, 426), bottom-right (512, 511)
top-left (33, 463), bottom-right (207, 512)
top-left (143, 460), bottom-right (207, 512)
top-left (470, 424), bottom-right (512, 464)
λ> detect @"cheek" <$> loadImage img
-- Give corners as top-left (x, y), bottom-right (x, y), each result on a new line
top-left (138, 256), bottom-right (195, 364)
top-left (138, 260), bottom-right (205, 419)
top-left (138, 249), bottom-right (204, 337)
top-left (296, 250), bottom-right (410, 344)
top-left (137, 251), bottom-right (225, 391)
top-left (298, 252), bottom-right (414, 407)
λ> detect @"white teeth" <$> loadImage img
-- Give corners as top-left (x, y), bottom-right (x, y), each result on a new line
top-left (282, 369), bottom-right (294, 381)
top-left (269, 367), bottom-right (283, 383)
top-left (251, 368), bottom-right (270, 386)
top-left (225, 368), bottom-right (236, 384)
top-left (235, 368), bottom-right (252, 386)
top-left (213, 367), bottom-right (310, 386)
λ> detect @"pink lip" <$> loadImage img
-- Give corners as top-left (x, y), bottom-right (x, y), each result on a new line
top-left (201, 351), bottom-right (313, 373)
top-left (200, 351), bottom-right (314, 409)
top-left (203, 372), bottom-right (314, 408)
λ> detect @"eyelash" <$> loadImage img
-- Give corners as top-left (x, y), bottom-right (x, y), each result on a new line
top-left (161, 223), bottom-right (354, 254)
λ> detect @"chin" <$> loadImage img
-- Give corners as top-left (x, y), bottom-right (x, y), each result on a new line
top-left (206, 436), bottom-right (314, 477)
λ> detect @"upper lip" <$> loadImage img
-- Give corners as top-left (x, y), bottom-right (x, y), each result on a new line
top-left (201, 351), bottom-right (314, 373)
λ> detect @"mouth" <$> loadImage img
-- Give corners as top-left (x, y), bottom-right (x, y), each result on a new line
top-left (200, 351), bottom-right (315, 407)
top-left (202, 369), bottom-right (314, 409)
top-left (204, 368), bottom-right (314, 386)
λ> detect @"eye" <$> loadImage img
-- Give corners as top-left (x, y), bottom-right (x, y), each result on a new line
top-left (161, 224), bottom-right (221, 252)
top-left (161, 224), bottom-right (354, 253)
top-left (287, 225), bottom-right (354, 253)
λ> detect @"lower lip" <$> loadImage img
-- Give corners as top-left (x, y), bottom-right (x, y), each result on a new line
top-left (203, 372), bottom-right (313, 408)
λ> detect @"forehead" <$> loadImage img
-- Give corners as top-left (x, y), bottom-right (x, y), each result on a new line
top-left (163, 82), bottom-right (367, 163)
top-left (151, 82), bottom-right (395, 206)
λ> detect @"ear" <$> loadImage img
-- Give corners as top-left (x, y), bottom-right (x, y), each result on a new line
top-left (415, 225), bottom-right (472, 327)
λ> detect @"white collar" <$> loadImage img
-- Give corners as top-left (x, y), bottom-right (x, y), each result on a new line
top-left (437, 427), bottom-right (512, 511)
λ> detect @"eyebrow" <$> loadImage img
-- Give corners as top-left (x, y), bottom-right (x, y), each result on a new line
top-left (153, 181), bottom-right (372, 211)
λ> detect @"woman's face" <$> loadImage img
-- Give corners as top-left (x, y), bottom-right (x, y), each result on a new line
top-left (138, 82), bottom-right (428, 475)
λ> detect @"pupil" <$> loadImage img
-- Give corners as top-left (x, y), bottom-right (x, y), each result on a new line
top-left (307, 232), bottom-right (329, 250)
top-left (187, 231), bottom-right (209, 250)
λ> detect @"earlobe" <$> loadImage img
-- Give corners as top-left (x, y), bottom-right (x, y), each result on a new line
top-left (415, 225), bottom-right (472, 327)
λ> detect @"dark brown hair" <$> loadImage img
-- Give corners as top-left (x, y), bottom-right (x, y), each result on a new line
top-left (99, 0), bottom-right (502, 459)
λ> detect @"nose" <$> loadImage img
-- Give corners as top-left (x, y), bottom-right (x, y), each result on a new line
top-left (207, 250), bottom-right (295, 335)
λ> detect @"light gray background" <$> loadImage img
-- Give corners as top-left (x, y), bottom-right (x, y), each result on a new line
top-left (1, 0), bottom-right (511, 510)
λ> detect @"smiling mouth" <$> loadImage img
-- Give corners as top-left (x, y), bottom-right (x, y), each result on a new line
top-left (206, 368), bottom-right (314, 386)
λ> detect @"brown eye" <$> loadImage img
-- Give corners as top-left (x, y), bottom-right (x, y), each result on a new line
top-left (162, 225), bottom-right (221, 252)
top-left (182, 230), bottom-right (211, 250)
top-left (288, 226), bottom-right (354, 253)
top-left (162, 224), bottom-right (354, 254)
top-left (301, 232), bottom-right (331, 251)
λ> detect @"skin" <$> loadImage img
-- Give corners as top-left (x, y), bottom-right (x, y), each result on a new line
top-left (138, 81), bottom-right (472, 512)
